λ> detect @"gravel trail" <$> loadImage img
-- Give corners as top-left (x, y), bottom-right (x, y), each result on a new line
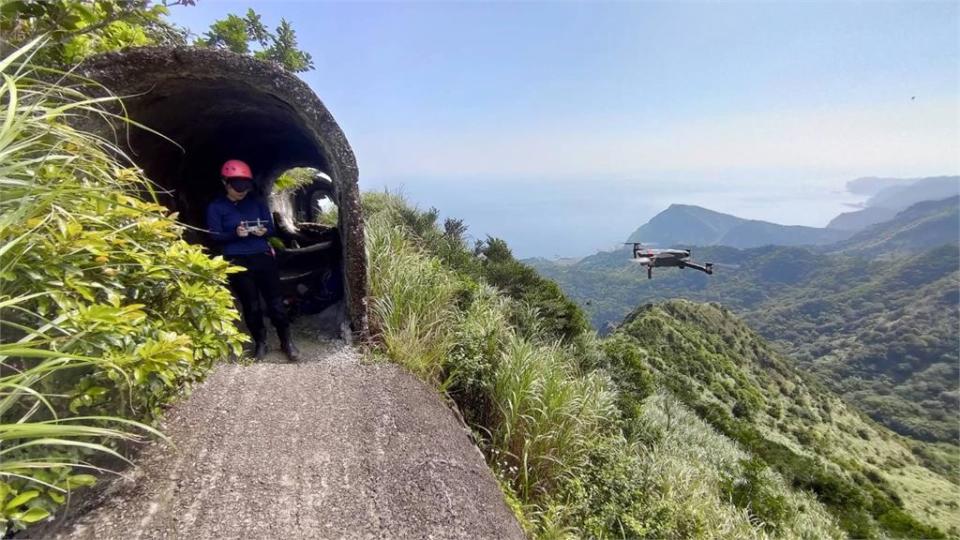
top-left (46, 326), bottom-right (524, 540)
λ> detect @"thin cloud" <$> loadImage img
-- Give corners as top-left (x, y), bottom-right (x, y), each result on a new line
top-left (357, 98), bottom-right (959, 181)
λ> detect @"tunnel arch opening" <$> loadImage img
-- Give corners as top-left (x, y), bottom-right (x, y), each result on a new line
top-left (80, 47), bottom-right (368, 340)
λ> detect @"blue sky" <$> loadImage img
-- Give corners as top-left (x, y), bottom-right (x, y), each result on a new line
top-left (170, 1), bottom-right (959, 257)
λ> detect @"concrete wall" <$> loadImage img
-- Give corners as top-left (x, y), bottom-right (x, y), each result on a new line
top-left (80, 47), bottom-right (369, 339)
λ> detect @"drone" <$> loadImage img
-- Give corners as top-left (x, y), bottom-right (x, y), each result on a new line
top-left (625, 243), bottom-right (714, 279)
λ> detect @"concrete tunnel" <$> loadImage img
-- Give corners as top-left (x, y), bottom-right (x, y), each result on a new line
top-left (80, 47), bottom-right (369, 340)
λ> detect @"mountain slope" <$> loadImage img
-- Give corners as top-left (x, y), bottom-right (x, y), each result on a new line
top-left (626, 204), bottom-right (849, 247)
top-left (528, 244), bottom-right (836, 329)
top-left (528, 243), bottom-right (960, 444)
top-left (828, 176), bottom-right (959, 232)
top-left (610, 301), bottom-right (956, 537)
top-left (626, 204), bottom-right (744, 245)
top-left (750, 244), bottom-right (960, 443)
top-left (831, 196), bottom-right (959, 255)
top-left (827, 206), bottom-right (898, 231)
top-left (866, 176), bottom-right (959, 210)
top-left (717, 220), bottom-right (849, 248)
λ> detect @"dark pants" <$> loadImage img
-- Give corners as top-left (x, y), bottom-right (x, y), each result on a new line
top-left (226, 253), bottom-right (288, 343)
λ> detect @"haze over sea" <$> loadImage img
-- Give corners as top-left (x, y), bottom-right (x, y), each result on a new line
top-left (171, 1), bottom-right (959, 258)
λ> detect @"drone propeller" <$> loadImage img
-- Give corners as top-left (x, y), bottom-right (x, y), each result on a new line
top-left (709, 262), bottom-right (740, 269)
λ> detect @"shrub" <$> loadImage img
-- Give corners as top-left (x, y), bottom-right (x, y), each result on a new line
top-left (720, 458), bottom-right (789, 533)
top-left (597, 335), bottom-right (655, 431)
top-left (0, 41), bottom-right (244, 534)
top-left (445, 283), bottom-right (511, 427)
top-left (273, 166), bottom-right (317, 192)
top-left (477, 238), bottom-right (590, 343)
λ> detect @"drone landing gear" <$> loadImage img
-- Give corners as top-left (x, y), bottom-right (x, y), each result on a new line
top-left (647, 267), bottom-right (652, 280)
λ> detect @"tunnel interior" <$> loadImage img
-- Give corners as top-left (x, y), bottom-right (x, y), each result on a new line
top-left (125, 78), bottom-right (328, 230)
top-left (121, 77), bottom-right (347, 335)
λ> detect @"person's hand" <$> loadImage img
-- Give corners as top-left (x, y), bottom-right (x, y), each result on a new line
top-left (251, 226), bottom-right (267, 237)
top-left (236, 224), bottom-right (249, 237)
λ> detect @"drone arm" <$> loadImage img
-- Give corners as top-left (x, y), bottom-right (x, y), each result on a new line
top-left (683, 261), bottom-right (714, 275)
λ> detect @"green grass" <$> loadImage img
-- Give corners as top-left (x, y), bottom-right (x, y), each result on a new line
top-left (615, 300), bottom-right (952, 538)
top-left (366, 214), bottom-right (462, 384)
top-left (489, 335), bottom-right (617, 503)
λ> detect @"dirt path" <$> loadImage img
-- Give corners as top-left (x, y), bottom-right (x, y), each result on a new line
top-left (46, 328), bottom-right (524, 539)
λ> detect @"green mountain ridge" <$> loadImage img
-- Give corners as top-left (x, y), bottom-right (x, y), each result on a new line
top-left (830, 196), bottom-right (960, 255)
top-left (827, 176), bottom-right (959, 232)
top-left (626, 203), bottom-right (850, 248)
top-left (749, 243), bottom-right (960, 443)
top-left (527, 197), bottom-right (960, 445)
top-left (609, 300), bottom-right (958, 536)
top-left (866, 176), bottom-right (959, 210)
top-left (827, 206), bottom-right (898, 231)
top-left (359, 193), bottom-right (957, 538)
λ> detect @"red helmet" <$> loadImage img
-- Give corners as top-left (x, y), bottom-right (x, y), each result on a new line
top-left (221, 159), bottom-right (253, 179)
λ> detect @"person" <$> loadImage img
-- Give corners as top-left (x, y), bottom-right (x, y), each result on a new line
top-left (206, 159), bottom-right (302, 362)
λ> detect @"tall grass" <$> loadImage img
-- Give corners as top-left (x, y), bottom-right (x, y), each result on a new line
top-left (636, 392), bottom-right (843, 539)
top-left (365, 215), bottom-right (461, 383)
top-left (0, 40), bottom-right (243, 533)
top-left (364, 197), bottom-right (621, 534)
top-left (490, 336), bottom-right (617, 502)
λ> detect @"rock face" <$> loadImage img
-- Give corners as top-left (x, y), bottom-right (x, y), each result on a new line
top-left (80, 47), bottom-right (368, 339)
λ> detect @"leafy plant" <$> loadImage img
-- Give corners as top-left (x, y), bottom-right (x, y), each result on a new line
top-left (0, 0), bottom-right (190, 65)
top-left (197, 8), bottom-right (314, 72)
top-left (2, 1), bottom-right (314, 73)
top-left (273, 166), bottom-right (317, 193)
top-left (0, 40), bottom-right (244, 534)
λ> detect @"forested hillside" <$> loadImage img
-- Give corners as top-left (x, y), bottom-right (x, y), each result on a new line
top-left (625, 204), bottom-right (850, 247)
top-left (827, 176), bottom-right (958, 231)
top-left (751, 244), bottom-right (959, 443)
top-left (530, 196), bottom-right (960, 446)
top-left (831, 196), bottom-right (959, 255)
top-left (828, 206), bottom-right (898, 231)
top-left (612, 301), bottom-right (957, 536)
top-left (363, 195), bottom-right (955, 538)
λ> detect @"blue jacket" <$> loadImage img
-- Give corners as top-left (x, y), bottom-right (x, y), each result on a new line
top-left (206, 195), bottom-right (276, 256)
